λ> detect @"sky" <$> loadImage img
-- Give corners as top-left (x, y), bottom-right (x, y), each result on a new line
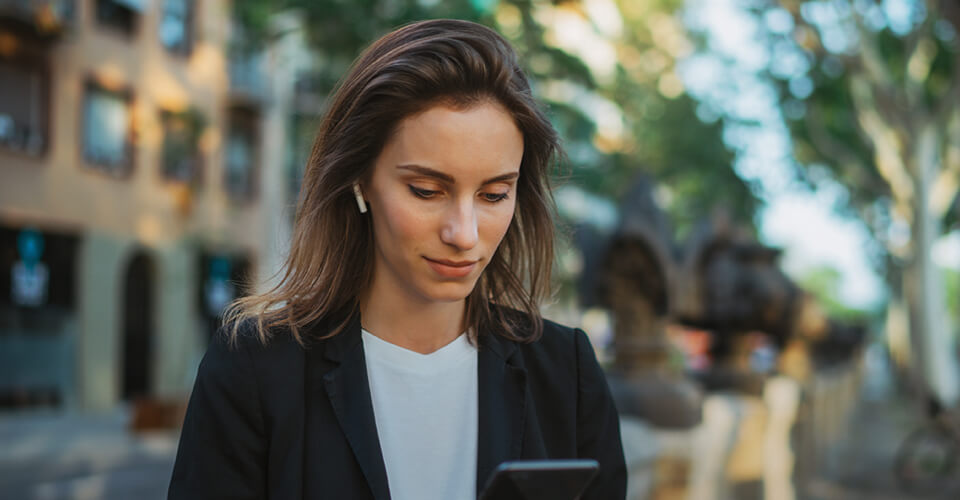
top-left (682, 0), bottom-right (887, 309)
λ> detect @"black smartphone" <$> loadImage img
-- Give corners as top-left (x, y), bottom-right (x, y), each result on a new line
top-left (478, 459), bottom-right (600, 500)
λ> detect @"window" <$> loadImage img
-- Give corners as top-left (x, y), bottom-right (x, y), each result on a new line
top-left (0, 226), bottom-right (79, 410)
top-left (197, 252), bottom-right (251, 339)
top-left (160, 109), bottom-right (202, 184)
top-left (0, 57), bottom-right (49, 156)
top-left (159, 0), bottom-right (193, 54)
top-left (82, 83), bottom-right (132, 176)
top-left (224, 107), bottom-right (259, 201)
top-left (0, 227), bottom-right (78, 313)
top-left (95, 0), bottom-right (141, 36)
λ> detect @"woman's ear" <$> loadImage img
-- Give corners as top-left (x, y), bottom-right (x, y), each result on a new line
top-left (352, 182), bottom-right (368, 214)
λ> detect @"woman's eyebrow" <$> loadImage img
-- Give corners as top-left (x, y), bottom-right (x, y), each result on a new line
top-left (482, 172), bottom-right (520, 185)
top-left (396, 164), bottom-right (519, 185)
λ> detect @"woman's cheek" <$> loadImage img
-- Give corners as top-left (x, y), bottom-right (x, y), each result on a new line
top-left (383, 194), bottom-right (429, 238)
top-left (484, 203), bottom-right (516, 246)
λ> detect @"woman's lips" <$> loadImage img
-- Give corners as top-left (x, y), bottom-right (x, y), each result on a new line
top-left (424, 257), bottom-right (478, 278)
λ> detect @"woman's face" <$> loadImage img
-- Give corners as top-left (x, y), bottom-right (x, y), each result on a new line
top-left (362, 100), bottom-right (524, 305)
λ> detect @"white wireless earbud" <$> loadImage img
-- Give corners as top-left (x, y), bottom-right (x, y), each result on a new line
top-left (352, 183), bottom-right (368, 214)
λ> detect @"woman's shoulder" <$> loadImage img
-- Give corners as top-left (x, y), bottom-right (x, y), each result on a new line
top-left (531, 317), bottom-right (582, 348)
top-left (505, 313), bottom-right (596, 368)
top-left (491, 305), bottom-right (578, 342)
top-left (507, 315), bottom-right (612, 413)
top-left (202, 317), bottom-right (306, 376)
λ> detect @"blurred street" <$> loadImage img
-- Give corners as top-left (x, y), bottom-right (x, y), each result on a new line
top-left (0, 409), bottom-right (176, 500)
top-left (804, 394), bottom-right (955, 500)
top-left (0, 376), bottom-right (956, 500)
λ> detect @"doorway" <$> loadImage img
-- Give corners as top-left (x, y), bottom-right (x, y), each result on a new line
top-left (121, 251), bottom-right (153, 400)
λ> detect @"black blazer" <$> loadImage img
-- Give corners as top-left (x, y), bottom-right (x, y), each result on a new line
top-left (168, 313), bottom-right (626, 499)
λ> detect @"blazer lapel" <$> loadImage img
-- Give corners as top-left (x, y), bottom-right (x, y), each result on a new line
top-left (306, 313), bottom-right (391, 500)
top-left (476, 331), bottom-right (527, 495)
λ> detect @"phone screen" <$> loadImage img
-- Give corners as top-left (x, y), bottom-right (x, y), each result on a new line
top-left (478, 459), bottom-right (600, 500)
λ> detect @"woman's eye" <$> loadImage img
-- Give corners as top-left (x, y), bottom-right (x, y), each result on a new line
top-left (409, 185), bottom-right (439, 199)
top-left (482, 192), bottom-right (509, 203)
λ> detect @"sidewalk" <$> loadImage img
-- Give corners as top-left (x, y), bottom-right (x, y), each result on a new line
top-left (0, 408), bottom-right (178, 500)
top-left (0, 377), bottom-right (951, 500)
top-left (801, 363), bottom-right (958, 500)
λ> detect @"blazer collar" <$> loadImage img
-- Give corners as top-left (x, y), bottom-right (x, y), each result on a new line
top-left (317, 311), bottom-right (364, 363)
top-left (306, 311), bottom-right (392, 500)
top-left (304, 312), bottom-right (529, 500)
top-left (475, 329), bottom-right (528, 495)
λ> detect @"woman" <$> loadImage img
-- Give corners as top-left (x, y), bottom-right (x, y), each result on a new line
top-left (168, 19), bottom-right (626, 500)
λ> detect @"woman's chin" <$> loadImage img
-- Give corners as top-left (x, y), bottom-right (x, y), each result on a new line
top-left (417, 280), bottom-right (479, 304)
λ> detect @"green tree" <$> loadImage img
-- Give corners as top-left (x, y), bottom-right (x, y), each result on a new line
top-left (741, 0), bottom-right (960, 402)
top-left (234, 0), bottom-right (761, 239)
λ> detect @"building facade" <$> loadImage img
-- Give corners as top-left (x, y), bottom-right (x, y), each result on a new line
top-left (0, 0), bottom-right (312, 412)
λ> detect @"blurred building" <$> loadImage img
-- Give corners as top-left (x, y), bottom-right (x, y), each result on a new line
top-left (0, 0), bottom-right (317, 412)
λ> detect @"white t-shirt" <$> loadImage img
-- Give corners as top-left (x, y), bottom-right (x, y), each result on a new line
top-left (361, 329), bottom-right (479, 500)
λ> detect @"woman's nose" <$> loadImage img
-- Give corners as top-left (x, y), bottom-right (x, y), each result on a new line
top-left (440, 199), bottom-right (479, 251)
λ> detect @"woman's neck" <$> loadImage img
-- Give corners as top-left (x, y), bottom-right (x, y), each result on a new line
top-left (359, 292), bottom-right (467, 355)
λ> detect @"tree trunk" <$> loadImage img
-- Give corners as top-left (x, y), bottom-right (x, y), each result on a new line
top-left (906, 124), bottom-right (960, 406)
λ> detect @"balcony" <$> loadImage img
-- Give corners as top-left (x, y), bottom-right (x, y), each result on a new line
top-left (0, 0), bottom-right (74, 43)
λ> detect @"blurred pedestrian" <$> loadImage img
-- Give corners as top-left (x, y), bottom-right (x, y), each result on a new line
top-left (167, 19), bottom-right (625, 500)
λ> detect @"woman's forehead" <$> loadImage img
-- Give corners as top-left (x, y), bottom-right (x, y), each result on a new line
top-left (377, 102), bottom-right (524, 182)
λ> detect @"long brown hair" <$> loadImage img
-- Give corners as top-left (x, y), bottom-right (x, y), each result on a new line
top-left (225, 19), bottom-right (560, 346)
